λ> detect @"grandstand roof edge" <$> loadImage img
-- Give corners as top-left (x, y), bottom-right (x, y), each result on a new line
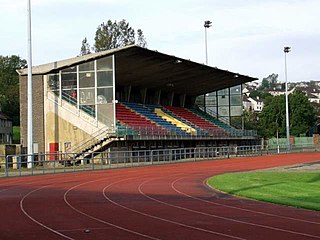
top-left (17, 45), bottom-right (257, 80)
top-left (17, 45), bottom-right (257, 95)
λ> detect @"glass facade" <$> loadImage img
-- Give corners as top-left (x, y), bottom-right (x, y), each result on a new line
top-left (196, 84), bottom-right (243, 123)
top-left (46, 55), bottom-right (115, 128)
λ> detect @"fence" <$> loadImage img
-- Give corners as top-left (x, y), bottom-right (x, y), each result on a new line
top-left (1, 144), bottom-right (319, 178)
top-left (267, 137), bottom-right (314, 150)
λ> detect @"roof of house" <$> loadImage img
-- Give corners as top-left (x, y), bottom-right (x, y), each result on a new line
top-left (0, 112), bottom-right (12, 120)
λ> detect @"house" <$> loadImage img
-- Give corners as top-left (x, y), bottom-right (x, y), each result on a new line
top-left (243, 95), bottom-right (264, 112)
top-left (0, 112), bottom-right (12, 144)
top-left (305, 92), bottom-right (320, 104)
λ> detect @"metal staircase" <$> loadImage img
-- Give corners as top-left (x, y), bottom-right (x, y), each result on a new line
top-left (70, 126), bottom-right (118, 159)
top-left (48, 90), bottom-right (120, 160)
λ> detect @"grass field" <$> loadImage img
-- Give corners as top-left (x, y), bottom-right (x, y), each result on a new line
top-left (13, 126), bottom-right (20, 144)
top-left (208, 172), bottom-right (320, 211)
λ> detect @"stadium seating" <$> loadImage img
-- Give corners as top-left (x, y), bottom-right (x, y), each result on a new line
top-left (190, 108), bottom-right (243, 137)
top-left (115, 102), bottom-right (233, 137)
top-left (164, 106), bottom-right (228, 136)
top-left (123, 102), bottom-right (190, 136)
top-left (116, 103), bottom-right (168, 135)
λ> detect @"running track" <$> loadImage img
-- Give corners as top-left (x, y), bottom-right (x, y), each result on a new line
top-left (1, 153), bottom-right (320, 240)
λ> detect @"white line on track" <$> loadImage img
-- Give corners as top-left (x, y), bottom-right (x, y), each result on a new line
top-left (103, 177), bottom-right (247, 240)
top-left (172, 177), bottom-right (320, 225)
top-left (20, 185), bottom-right (75, 240)
top-left (63, 176), bottom-right (161, 240)
top-left (139, 177), bottom-right (320, 239)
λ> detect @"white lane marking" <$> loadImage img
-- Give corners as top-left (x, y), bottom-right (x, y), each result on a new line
top-left (140, 177), bottom-right (320, 239)
top-left (173, 177), bottom-right (320, 225)
top-left (20, 185), bottom-right (75, 240)
top-left (103, 177), bottom-right (247, 240)
top-left (64, 176), bottom-right (161, 240)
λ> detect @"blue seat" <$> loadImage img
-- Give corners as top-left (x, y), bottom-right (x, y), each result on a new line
top-left (122, 102), bottom-right (190, 136)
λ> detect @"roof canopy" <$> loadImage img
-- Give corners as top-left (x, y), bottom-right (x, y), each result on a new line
top-left (18, 45), bottom-right (257, 96)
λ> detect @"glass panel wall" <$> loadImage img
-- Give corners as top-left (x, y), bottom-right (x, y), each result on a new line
top-left (47, 73), bottom-right (59, 97)
top-left (196, 84), bottom-right (243, 124)
top-left (61, 66), bottom-right (77, 106)
top-left (79, 62), bottom-right (95, 117)
top-left (229, 84), bottom-right (242, 127)
top-left (96, 57), bottom-right (114, 125)
top-left (46, 55), bottom-right (115, 128)
top-left (205, 92), bottom-right (217, 117)
top-left (217, 88), bottom-right (229, 119)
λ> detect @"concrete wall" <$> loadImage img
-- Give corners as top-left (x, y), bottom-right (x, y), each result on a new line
top-left (20, 75), bottom-right (45, 153)
top-left (20, 74), bottom-right (109, 154)
top-left (0, 144), bottom-right (21, 168)
top-left (45, 111), bottom-right (92, 152)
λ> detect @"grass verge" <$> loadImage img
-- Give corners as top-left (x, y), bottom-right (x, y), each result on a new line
top-left (208, 172), bottom-right (320, 211)
top-left (13, 126), bottom-right (20, 144)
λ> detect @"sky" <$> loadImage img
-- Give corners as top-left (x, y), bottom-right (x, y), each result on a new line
top-left (1, 0), bottom-right (320, 83)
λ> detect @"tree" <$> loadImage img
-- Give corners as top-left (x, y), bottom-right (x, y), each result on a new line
top-left (243, 110), bottom-right (259, 130)
top-left (259, 73), bottom-right (279, 90)
top-left (249, 90), bottom-right (272, 101)
top-left (258, 95), bottom-right (285, 137)
top-left (258, 90), bottom-right (316, 138)
top-left (136, 29), bottom-right (147, 48)
top-left (79, 37), bottom-right (91, 56)
top-left (81, 19), bottom-right (147, 53)
top-left (0, 55), bottom-right (27, 125)
top-left (94, 19), bottom-right (135, 51)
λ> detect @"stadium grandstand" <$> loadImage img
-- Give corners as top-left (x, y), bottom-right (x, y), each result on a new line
top-left (17, 45), bottom-right (259, 158)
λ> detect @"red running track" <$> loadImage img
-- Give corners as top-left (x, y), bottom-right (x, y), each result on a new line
top-left (1, 153), bottom-right (320, 240)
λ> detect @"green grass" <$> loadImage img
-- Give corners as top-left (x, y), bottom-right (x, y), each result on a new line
top-left (13, 126), bottom-right (20, 144)
top-left (208, 172), bottom-right (320, 211)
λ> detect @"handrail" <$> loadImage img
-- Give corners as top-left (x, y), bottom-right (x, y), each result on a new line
top-left (71, 126), bottom-right (116, 154)
top-left (195, 106), bottom-right (258, 137)
top-left (197, 105), bottom-right (239, 127)
top-left (113, 124), bottom-right (257, 139)
top-left (57, 91), bottom-right (116, 154)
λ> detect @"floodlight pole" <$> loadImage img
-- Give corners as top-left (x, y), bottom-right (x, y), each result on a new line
top-left (204, 20), bottom-right (212, 112)
top-left (27, 0), bottom-right (34, 168)
top-left (204, 20), bottom-right (212, 65)
top-left (284, 46), bottom-right (291, 151)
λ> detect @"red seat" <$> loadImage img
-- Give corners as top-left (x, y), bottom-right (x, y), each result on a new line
top-left (165, 106), bottom-right (223, 131)
top-left (116, 103), bottom-right (168, 136)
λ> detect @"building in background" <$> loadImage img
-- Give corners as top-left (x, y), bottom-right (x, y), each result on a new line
top-left (0, 112), bottom-right (12, 144)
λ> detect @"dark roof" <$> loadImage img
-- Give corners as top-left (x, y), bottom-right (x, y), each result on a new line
top-left (0, 112), bottom-right (12, 120)
top-left (305, 92), bottom-right (318, 99)
top-left (18, 45), bottom-right (257, 96)
top-left (296, 86), bottom-right (320, 93)
top-left (243, 95), bottom-right (251, 102)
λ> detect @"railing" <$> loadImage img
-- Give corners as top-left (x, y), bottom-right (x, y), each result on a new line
top-left (53, 90), bottom-right (117, 155)
top-left (61, 91), bottom-right (96, 117)
top-left (2, 144), bottom-right (320, 177)
top-left (71, 126), bottom-right (116, 154)
top-left (196, 106), bottom-right (258, 137)
top-left (197, 105), bottom-right (233, 125)
top-left (114, 125), bottom-right (251, 140)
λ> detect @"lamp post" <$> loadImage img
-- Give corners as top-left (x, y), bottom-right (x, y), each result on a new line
top-left (204, 20), bottom-right (212, 65)
top-left (276, 116), bottom-right (280, 154)
top-left (204, 20), bottom-right (212, 112)
top-left (284, 46), bottom-right (291, 151)
top-left (27, 0), bottom-right (34, 168)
